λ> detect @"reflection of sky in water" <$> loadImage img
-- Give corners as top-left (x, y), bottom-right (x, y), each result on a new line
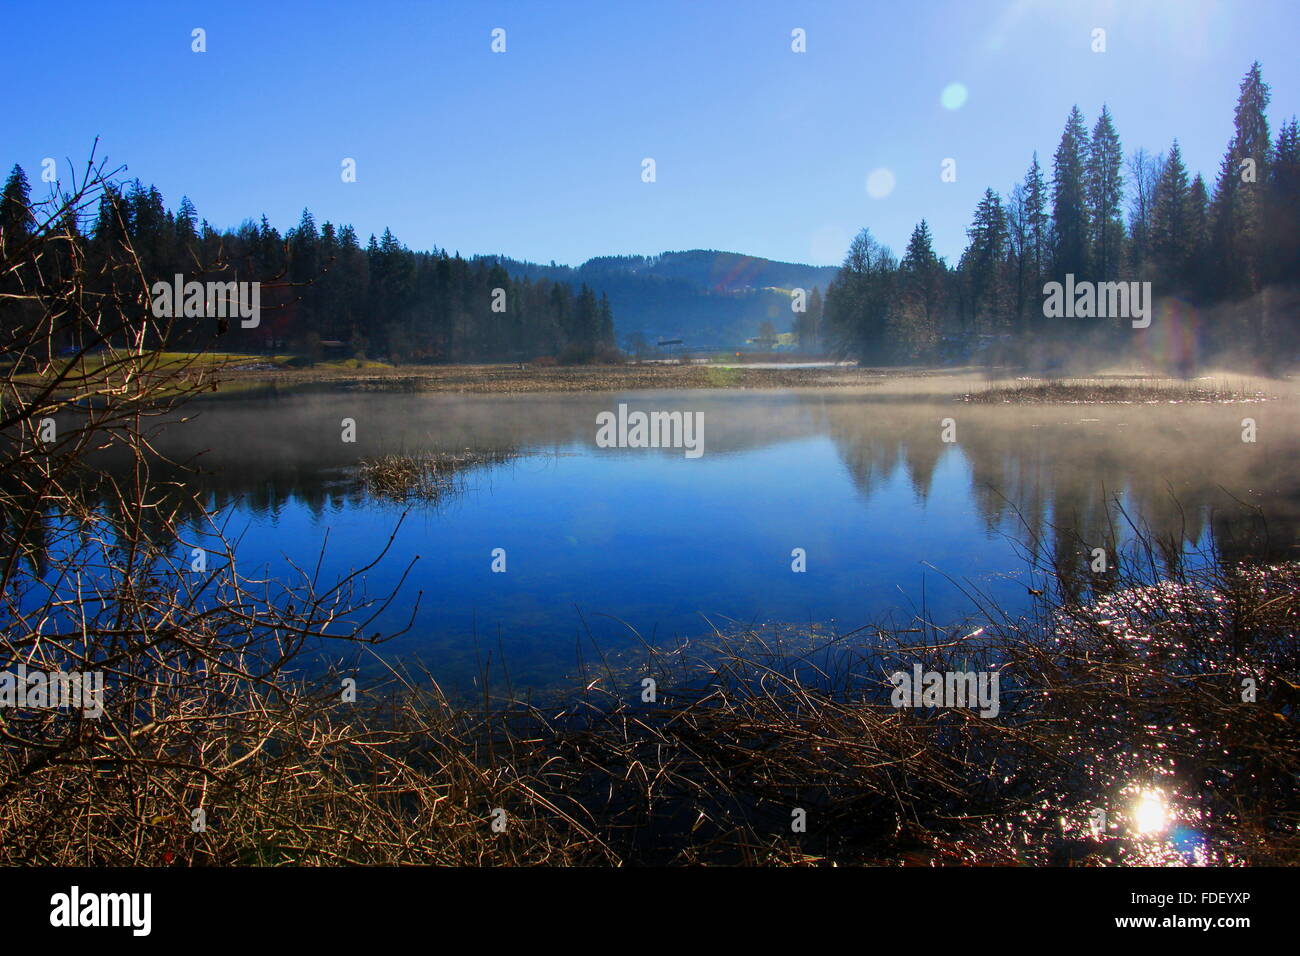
top-left (59, 388), bottom-right (1296, 692)
top-left (231, 434), bottom-right (1032, 687)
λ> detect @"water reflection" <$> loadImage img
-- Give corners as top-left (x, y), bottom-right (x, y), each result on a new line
top-left (73, 390), bottom-right (1300, 552)
top-left (13, 387), bottom-right (1296, 688)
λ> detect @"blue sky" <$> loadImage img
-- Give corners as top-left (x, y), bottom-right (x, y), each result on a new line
top-left (5, 0), bottom-right (1298, 266)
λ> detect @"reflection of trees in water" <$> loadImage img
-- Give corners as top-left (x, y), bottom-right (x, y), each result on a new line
top-left (78, 390), bottom-right (826, 519)
top-left (22, 391), bottom-right (1297, 580)
top-left (10, 449), bottom-right (512, 570)
top-left (821, 400), bottom-right (1300, 577)
top-left (822, 403), bottom-right (944, 505)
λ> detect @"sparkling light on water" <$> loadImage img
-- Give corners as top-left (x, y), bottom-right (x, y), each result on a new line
top-left (1133, 789), bottom-right (1171, 836)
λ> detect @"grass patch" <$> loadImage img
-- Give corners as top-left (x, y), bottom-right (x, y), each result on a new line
top-left (962, 377), bottom-right (1271, 404)
top-left (359, 450), bottom-right (519, 502)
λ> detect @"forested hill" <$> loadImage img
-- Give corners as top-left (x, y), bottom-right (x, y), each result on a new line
top-left (0, 173), bottom-right (619, 364)
top-left (479, 250), bottom-right (840, 348)
top-left (0, 155), bottom-right (837, 359)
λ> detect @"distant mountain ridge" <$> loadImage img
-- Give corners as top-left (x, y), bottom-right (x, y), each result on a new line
top-left (477, 249), bottom-right (839, 347)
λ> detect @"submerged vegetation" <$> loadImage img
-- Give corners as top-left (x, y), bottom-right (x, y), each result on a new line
top-left (359, 449), bottom-right (520, 503)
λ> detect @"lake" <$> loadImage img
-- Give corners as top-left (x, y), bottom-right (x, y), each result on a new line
top-left (117, 383), bottom-right (1299, 692)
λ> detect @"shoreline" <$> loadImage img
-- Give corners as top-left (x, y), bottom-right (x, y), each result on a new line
top-left (211, 360), bottom-right (897, 394)
top-left (202, 359), bottom-right (1290, 402)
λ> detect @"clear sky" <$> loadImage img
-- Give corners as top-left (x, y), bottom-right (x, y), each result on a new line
top-left (5, 0), bottom-right (1298, 266)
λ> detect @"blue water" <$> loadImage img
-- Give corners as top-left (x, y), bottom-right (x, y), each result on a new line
top-left (147, 385), bottom-right (1294, 691)
top-left (229, 434), bottom-right (1028, 685)
top-left (89, 387), bottom-right (1298, 691)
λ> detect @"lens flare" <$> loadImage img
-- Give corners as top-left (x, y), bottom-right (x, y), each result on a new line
top-left (941, 82), bottom-right (969, 110)
top-left (865, 168), bottom-right (896, 199)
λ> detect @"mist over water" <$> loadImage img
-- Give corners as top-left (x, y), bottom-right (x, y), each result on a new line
top-left (80, 382), bottom-right (1300, 690)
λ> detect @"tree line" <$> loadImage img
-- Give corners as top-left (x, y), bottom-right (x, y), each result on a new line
top-left (0, 172), bottom-right (616, 364)
top-left (817, 63), bottom-right (1300, 371)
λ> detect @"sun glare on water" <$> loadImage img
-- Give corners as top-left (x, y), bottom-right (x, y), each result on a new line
top-left (1133, 789), bottom-right (1171, 836)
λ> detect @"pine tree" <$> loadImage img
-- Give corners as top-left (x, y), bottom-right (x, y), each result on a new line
top-left (1265, 116), bottom-right (1300, 286)
top-left (0, 165), bottom-right (37, 338)
top-left (1007, 184), bottom-right (1031, 332)
top-left (1151, 141), bottom-right (1191, 288)
top-left (257, 215), bottom-right (284, 277)
top-left (1086, 106), bottom-right (1125, 281)
top-left (571, 283), bottom-right (600, 359)
top-left (898, 220), bottom-right (943, 354)
top-left (1209, 62), bottom-right (1272, 301)
top-left (963, 189), bottom-right (1009, 335)
top-left (1024, 154), bottom-right (1049, 284)
top-left (175, 196), bottom-right (199, 255)
top-left (90, 185), bottom-right (128, 251)
top-left (289, 208), bottom-right (320, 284)
top-left (125, 181), bottom-right (169, 273)
top-left (0, 164), bottom-right (33, 246)
top-left (1051, 106), bottom-right (1091, 281)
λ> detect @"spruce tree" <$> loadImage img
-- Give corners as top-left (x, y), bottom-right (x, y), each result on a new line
top-left (1209, 62), bottom-right (1272, 301)
top-left (1051, 106), bottom-right (1091, 281)
top-left (0, 164), bottom-right (33, 246)
top-left (1024, 154), bottom-right (1049, 284)
top-left (1086, 106), bottom-right (1125, 282)
top-left (1185, 174), bottom-right (1211, 298)
top-left (899, 220), bottom-right (943, 352)
top-left (1151, 141), bottom-right (1191, 288)
top-left (963, 189), bottom-right (1009, 335)
top-left (1265, 117), bottom-right (1300, 287)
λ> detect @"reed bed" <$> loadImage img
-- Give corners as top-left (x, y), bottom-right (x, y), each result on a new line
top-left (3, 536), bottom-right (1293, 866)
top-left (961, 377), bottom-right (1271, 404)
top-left (358, 449), bottom-right (519, 502)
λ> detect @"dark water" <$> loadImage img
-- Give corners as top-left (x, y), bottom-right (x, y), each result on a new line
top-left (115, 386), bottom-right (1300, 690)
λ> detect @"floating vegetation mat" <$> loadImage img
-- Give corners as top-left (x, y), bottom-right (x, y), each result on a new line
top-left (961, 378), bottom-right (1273, 404)
top-left (358, 449), bottom-right (519, 502)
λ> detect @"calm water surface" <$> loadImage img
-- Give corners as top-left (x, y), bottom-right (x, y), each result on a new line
top-left (137, 387), bottom-right (1298, 690)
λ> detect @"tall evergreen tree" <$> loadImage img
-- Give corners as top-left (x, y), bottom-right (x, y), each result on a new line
top-left (1151, 141), bottom-right (1191, 288)
top-left (1185, 174), bottom-right (1211, 297)
top-left (1051, 106), bottom-right (1091, 281)
top-left (897, 219), bottom-right (944, 356)
top-left (1209, 62), bottom-right (1272, 302)
top-left (1086, 105), bottom-right (1125, 281)
top-left (1023, 153), bottom-right (1049, 285)
top-left (962, 189), bottom-right (1009, 335)
top-left (0, 164), bottom-right (33, 246)
top-left (289, 208), bottom-right (320, 284)
top-left (1265, 116), bottom-right (1300, 286)
top-left (174, 196), bottom-right (199, 258)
